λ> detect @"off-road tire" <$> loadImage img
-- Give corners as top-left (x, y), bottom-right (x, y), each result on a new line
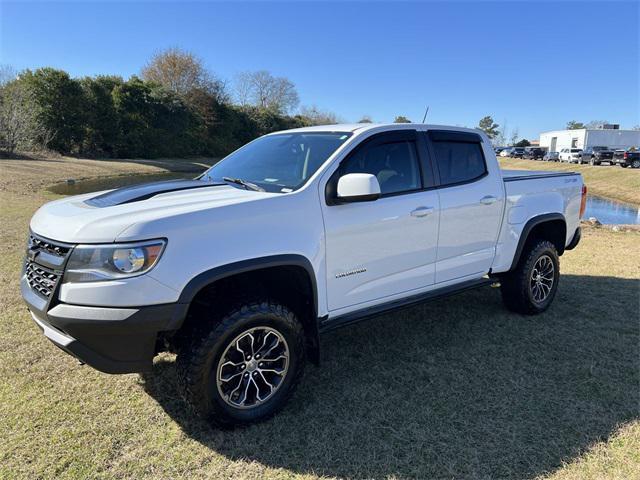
top-left (632, 159), bottom-right (640, 169)
top-left (500, 239), bottom-right (560, 315)
top-left (176, 301), bottom-right (305, 428)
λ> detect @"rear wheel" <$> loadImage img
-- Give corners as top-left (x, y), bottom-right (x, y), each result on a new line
top-left (176, 300), bottom-right (305, 427)
top-left (632, 159), bottom-right (640, 169)
top-left (500, 239), bottom-right (560, 315)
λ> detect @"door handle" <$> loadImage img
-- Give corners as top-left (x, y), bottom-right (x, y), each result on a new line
top-left (480, 195), bottom-right (497, 205)
top-left (410, 206), bottom-right (434, 217)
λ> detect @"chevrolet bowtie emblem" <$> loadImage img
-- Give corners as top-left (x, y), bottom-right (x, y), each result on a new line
top-left (27, 249), bottom-right (39, 261)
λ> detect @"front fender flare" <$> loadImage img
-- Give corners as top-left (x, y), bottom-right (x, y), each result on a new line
top-left (177, 254), bottom-right (318, 317)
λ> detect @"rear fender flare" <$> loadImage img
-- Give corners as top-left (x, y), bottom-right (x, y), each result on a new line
top-left (509, 213), bottom-right (566, 271)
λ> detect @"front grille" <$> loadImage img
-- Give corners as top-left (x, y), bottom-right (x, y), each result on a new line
top-left (25, 261), bottom-right (60, 298)
top-left (29, 234), bottom-right (72, 257)
top-left (24, 233), bottom-right (73, 300)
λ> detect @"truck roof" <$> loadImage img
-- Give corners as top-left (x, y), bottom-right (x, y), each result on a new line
top-left (276, 123), bottom-right (485, 136)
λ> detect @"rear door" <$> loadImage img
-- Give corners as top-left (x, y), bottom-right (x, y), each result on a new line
top-left (321, 130), bottom-right (440, 312)
top-left (426, 130), bottom-right (505, 284)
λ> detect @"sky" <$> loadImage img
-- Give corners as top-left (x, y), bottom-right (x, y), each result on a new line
top-left (1, 1), bottom-right (638, 140)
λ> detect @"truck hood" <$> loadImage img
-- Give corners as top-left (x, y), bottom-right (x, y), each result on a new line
top-left (31, 179), bottom-right (278, 243)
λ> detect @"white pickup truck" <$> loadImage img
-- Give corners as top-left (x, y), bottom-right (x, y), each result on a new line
top-left (22, 124), bottom-right (586, 426)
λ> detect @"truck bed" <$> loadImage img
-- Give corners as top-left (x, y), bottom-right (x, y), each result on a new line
top-left (489, 168), bottom-right (583, 274)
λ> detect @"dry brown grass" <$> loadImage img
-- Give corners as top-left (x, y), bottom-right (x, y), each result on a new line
top-left (0, 156), bottom-right (638, 479)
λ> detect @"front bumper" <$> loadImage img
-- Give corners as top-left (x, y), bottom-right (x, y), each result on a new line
top-left (22, 275), bottom-right (187, 373)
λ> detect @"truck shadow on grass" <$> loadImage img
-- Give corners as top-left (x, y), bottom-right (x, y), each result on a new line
top-left (141, 274), bottom-right (639, 479)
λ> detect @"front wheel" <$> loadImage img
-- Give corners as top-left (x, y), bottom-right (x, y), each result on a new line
top-left (176, 301), bottom-right (305, 427)
top-left (632, 159), bottom-right (640, 169)
top-left (500, 239), bottom-right (560, 315)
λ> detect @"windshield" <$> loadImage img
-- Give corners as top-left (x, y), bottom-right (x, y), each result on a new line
top-left (201, 132), bottom-right (352, 193)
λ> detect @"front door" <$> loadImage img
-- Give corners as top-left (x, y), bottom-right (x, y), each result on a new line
top-left (321, 130), bottom-right (440, 312)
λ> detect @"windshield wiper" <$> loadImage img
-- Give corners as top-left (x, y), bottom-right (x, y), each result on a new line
top-left (222, 176), bottom-right (265, 192)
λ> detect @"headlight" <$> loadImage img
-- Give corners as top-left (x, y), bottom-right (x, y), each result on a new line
top-left (63, 239), bottom-right (166, 283)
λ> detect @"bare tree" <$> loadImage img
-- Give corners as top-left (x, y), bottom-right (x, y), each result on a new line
top-left (233, 70), bottom-right (299, 113)
top-left (509, 127), bottom-right (519, 146)
top-left (299, 105), bottom-right (339, 125)
top-left (141, 47), bottom-right (226, 100)
top-left (586, 120), bottom-right (610, 129)
top-left (234, 72), bottom-right (253, 107)
top-left (494, 120), bottom-right (507, 146)
top-left (0, 81), bottom-right (51, 154)
top-left (0, 65), bottom-right (17, 87)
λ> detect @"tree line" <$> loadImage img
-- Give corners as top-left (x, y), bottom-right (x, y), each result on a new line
top-left (7, 48), bottom-right (576, 158)
top-left (0, 49), bottom-right (350, 158)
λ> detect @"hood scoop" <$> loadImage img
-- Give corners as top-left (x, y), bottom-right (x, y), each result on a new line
top-left (85, 179), bottom-right (225, 208)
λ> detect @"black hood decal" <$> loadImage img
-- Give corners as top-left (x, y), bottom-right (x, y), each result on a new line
top-left (85, 179), bottom-right (225, 208)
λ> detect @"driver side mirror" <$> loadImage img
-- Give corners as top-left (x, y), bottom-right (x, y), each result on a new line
top-left (336, 173), bottom-right (381, 203)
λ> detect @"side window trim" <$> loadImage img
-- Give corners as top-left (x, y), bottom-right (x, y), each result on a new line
top-left (425, 130), bottom-right (489, 189)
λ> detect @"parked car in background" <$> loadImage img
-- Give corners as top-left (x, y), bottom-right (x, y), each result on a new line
top-left (510, 147), bottom-right (525, 158)
top-left (613, 149), bottom-right (640, 168)
top-left (559, 148), bottom-right (583, 163)
top-left (582, 146), bottom-right (614, 166)
top-left (543, 151), bottom-right (560, 162)
top-left (523, 147), bottom-right (545, 160)
top-left (499, 148), bottom-right (513, 157)
top-left (494, 147), bottom-right (507, 156)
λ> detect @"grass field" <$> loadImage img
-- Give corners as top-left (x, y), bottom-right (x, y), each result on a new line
top-left (499, 157), bottom-right (640, 206)
top-left (1, 156), bottom-right (639, 479)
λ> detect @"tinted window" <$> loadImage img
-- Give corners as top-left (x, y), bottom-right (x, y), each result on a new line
top-left (432, 141), bottom-right (487, 186)
top-left (341, 140), bottom-right (421, 195)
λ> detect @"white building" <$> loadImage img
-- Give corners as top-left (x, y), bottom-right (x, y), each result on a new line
top-left (540, 125), bottom-right (640, 152)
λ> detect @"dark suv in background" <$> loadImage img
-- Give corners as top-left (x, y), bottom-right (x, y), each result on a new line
top-left (582, 146), bottom-right (614, 166)
top-left (510, 147), bottom-right (525, 158)
top-left (523, 147), bottom-right (545, 160)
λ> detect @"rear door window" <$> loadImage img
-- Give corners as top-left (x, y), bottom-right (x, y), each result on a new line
top-left (430, 137), bottom-right (487, 186)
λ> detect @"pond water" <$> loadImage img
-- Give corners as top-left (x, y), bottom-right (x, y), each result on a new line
top-left (584, 195), bottom-right (639, 225)
top-left (49, 174), bottom-right (640, 225)
top-left (48, 172), bottom-right (197, 195)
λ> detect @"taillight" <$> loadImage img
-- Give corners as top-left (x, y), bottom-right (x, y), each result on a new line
top-left (580, 184), bottom-right (587, 218)
top-left (624, 152), bottom-right (628, 159)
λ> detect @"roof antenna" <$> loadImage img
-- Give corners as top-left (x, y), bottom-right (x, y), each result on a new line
top-left (421, 106), bottom-right (430, 123)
